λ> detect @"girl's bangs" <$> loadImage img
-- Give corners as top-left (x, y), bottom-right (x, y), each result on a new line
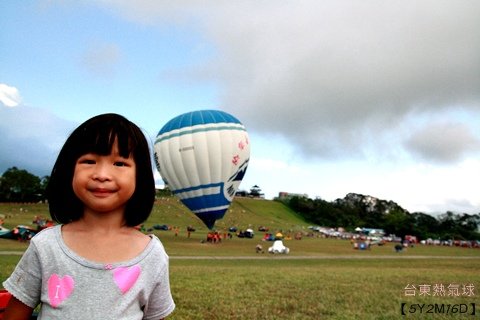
top-left (78, 122), bottom-right (136, 158)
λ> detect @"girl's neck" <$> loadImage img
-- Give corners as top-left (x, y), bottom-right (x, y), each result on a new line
top-left (76, 207), bottom-right (127, 233)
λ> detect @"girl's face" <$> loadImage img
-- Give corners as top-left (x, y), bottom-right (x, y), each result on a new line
top-left (72, 141), bottom-right (136, 217)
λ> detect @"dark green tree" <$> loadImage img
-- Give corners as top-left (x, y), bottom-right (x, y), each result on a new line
top-left (0, 167), bottom-right (42, 202)
top-left (411, 212), bottom-right (440, 239)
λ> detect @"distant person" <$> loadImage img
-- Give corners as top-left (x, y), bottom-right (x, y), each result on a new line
top-left (3, 114), bottom-right (175, 319)
top-left (256, 244), bottom-right (264, 253)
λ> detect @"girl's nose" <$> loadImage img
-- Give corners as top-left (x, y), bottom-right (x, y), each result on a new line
top-left (92, 162), bottom-right (111, 181)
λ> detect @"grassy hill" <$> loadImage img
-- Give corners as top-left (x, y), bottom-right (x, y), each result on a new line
top-left (0, 196), bottom-right (309, 234)
top-left (146, 196), bottom-right (309, 233)
top-left (0, 197), bottom-right (314, 257)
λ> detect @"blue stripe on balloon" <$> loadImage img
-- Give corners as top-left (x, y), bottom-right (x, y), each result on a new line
top-left (173, 182), bottom-right (223, 194)
top-left (155, 125), bottom-right (245, 144)
top-left (174, 182), bottom-right (230, 212)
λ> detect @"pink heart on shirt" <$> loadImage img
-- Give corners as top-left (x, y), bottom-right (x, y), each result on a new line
top-left (48, 274), bottom-right (75, 308)
top-left (113, 265), bottom-right (141, 294)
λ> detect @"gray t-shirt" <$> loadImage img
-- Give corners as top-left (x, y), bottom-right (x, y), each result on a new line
top-left (3, 225), bottom-right (175, 319)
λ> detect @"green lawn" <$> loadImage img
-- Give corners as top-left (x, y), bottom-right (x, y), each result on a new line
top-left (168, 258), bottom-right (480, 319)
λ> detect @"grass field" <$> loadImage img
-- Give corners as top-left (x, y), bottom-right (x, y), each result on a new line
top-left (1, 201), bottom-right (479, 319)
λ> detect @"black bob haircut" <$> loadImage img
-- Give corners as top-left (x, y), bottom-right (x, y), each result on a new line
top-left (47, 113), bottom-right (155, 227)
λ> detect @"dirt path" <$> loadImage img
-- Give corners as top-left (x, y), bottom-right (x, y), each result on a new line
top-left (168, 255), bottom-right (480, 260)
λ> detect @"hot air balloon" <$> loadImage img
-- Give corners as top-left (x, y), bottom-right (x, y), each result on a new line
top-left (153, 110), bottom-right (250, 229)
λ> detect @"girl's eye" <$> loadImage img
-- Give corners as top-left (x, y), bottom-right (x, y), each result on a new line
top-left (114, 161), bottom-right (128, 167)
top-left (79, 159), bottom-right (95, 164)
top-left (78, 154), bottom-right (97, 164)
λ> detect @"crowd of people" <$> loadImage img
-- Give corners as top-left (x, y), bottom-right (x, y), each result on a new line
top-left (205, 231), bottom-right (233, 243)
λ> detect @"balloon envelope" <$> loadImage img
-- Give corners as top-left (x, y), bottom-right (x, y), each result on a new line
top-left (154, 110), bottom-right (250, 229)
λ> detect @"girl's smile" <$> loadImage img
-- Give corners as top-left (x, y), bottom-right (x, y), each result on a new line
top-left (88, 187), bottom-right (118, 197)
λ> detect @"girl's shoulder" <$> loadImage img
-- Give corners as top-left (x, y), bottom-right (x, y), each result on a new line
top-left (31, 224), bottom-right (61, 244)
top-left (152, 237), bottom-right (169, 262)
top-left (24, 225), bottom-right (63, 259)
top-left (136, 234), bottom-right (170, 277)
top-left (141, 234), bottom-right (169, 261)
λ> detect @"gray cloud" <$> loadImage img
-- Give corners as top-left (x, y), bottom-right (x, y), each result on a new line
top-left (207, 2), bottom-right (480, 161)
top-left (0, 105), bottom-right (77, 176)
top-left (404, 122), bottom-right (480, 163)
top-left (86, 1), bottom-right (480, 161)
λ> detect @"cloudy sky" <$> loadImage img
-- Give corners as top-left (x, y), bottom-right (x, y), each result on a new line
top-left (1, 0), bottom-right (480, 215)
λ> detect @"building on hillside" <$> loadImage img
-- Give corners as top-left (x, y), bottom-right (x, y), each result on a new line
top-left (277, 192), bottom-right (308, 199)
top-left (235, 190), bottom-right (249, 197)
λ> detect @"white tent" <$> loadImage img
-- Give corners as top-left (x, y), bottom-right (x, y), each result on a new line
top-left (268, 240), bottom-right (290, 254)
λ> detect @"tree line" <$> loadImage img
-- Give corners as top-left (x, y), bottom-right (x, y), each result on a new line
top-left (280, 193), bottom-right (480, 241)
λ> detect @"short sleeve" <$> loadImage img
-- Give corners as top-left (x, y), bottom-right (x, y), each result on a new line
top-left (2, 242), bottom-right (42, 308)
top-left (143, 262), bottom-right (175, 320)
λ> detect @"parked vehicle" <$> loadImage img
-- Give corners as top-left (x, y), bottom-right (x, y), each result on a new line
top-left (237, 228), bottom-right (254, 238)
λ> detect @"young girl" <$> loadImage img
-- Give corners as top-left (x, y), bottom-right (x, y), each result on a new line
top-left (3, 113), bottom-right (175, 319)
